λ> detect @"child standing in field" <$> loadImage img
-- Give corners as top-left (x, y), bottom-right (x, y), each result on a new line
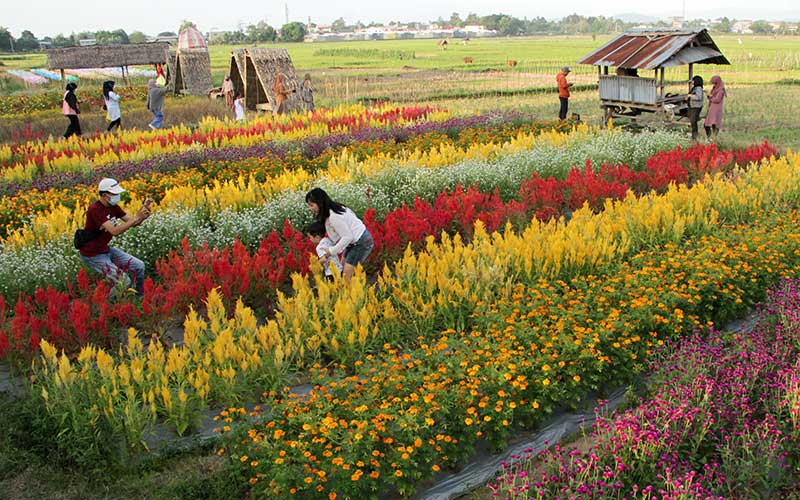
top-left (305, 220), bottom-right (343, 280)
top-left (233, 93), bottom-right (246, 122)
top-left (102, 81), bottom-right (122, 132)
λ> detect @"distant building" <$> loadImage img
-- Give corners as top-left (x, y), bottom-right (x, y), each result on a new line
top-left (732, 21), bottom-right (753, 34)
top-left (666, 16), bottom-right (686, 29)
top-left (304, 22), bottom-right (496, 42)
top-left (78, 38), bottom-right (97, 47)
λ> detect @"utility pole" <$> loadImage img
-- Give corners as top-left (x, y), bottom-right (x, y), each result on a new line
top-left (285, 3), bottom-right (289, 25)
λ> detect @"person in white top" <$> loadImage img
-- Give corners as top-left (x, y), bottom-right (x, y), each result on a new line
top-left (305, 187), bottom-right (374, 283)
top-left (233, 93), bottom-right (246, 122)
top-left (305, 220), bottom-right (343, 279)
top-left (102, 81), bottom-right (122, 132)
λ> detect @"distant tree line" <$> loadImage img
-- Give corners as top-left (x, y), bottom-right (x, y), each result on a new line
top-left (0, 19), bottom-right (306, 52)
top-left (0, 13), bottom-right (797, 52)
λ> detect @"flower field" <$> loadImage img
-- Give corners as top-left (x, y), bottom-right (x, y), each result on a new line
top-left (490, 278), bottom-right (800, 499)
top-left (0, 99), bottom-right (797, 498)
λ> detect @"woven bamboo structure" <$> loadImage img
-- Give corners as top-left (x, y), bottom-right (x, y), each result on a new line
top-left (229, 48), bottom-right (301, 112)
top-left (46, 43), bottom-right (170, 70)
top-left (230, 49), bottom-right (247, 98)
top-left (173, 48), bottom-right (213, 95)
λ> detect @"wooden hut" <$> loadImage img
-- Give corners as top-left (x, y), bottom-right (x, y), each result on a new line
top-left (171, 49), bottom-right (213, 95)
top-left (229, 49), bottom-right (247, 99)
top-left (46, 43), bottom-right (170, 84)
top-left (170, 26), bottom-right (213, 96)
top-left (229, 48), bottom-right (301, 112)
top-left (578, 28), bottom-right (729, 122)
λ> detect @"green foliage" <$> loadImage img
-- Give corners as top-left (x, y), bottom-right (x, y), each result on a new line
top-left (14, 30), bottom-right (39, 52)
top-left (129, 31), bottom-right (147, 44)
top-left (280, 22), bottom-right (306, 43)
top-left (0, 27), bottom-right (13, 52)
top-left (751, 20), bottom-right (774, 34)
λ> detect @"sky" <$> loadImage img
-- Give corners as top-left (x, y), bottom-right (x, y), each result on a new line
top-left (3, 0), bottom-right (798, 37)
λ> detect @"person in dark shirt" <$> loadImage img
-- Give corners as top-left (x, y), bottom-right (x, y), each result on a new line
top-left (79, 178), bottom-right (153, 298)
top-left (62, 82), bottom-right (81, 138)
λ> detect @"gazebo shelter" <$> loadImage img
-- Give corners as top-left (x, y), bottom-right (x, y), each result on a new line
top-left (578, 28), bottom-right (730, 122)
top-left (229, 48), bottom-right (301, 112)
top-left (46, 43), bottom-right (171, 85)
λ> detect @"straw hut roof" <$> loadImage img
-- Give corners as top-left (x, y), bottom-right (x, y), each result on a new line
top-left (229, 49), bottom-right (247, 97)
top-left (579, 28), bottom-right (729, 70)
top-left (46, 42), bottom-right (170, 70)
top-left (173, 48), bottom-right (213, 95)
top-left (242, 48), bottom-right (301, 111)
top-left (178, 26), bottom-right (207, 50)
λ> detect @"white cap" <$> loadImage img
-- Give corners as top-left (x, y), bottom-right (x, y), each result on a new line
top-left (98, 178), bottom-right (125, 194)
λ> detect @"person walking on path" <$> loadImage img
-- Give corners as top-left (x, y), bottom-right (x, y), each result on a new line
top-left (300, 73), bottom-right (315, 113)
top-left (556, 66), bottom-right (573, 121)
top-left (222, 75), bottom-right (235, 111)
top-left (305, 188), bottom-right (374, 283)
top-left (272, 73), bottom-right (289, 115)
top-left (703, 75), bottom-right (726, 140)
top-left (146, 78), bottom-right (171, 130)
top-left (102, 80), bottom-right (122, 132)
top-left (62, 82), bottom-right (81, 138)
top-left (686, 75), bottom-right (704, 141)
top-left (78, 178), bottom-right (153, 299)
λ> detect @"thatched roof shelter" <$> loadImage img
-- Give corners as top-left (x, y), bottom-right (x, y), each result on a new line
top-left (173, 48), bottom-right (213, 95)
top-left (46, 43), bottom-right (170, 70)
top-left (229, 49), bottom-right (247, 98)
top-left (230, 48), bottom-right (301, 112)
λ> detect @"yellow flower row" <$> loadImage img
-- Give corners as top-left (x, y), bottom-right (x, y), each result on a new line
top-left (34, 152), bottom-right (800, 440)
top-left (2, 123), bottom-right (592, 250)
top-left (1, 104), bottom-right (450, 184)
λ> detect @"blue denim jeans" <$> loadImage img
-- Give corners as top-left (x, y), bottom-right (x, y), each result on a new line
top-left (81, 247), bottom-right (145, 298)
top-left (149, 110), bottom-right (164, 129)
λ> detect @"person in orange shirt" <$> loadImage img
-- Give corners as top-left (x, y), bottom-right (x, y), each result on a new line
top-left (556, 66), bottom-right (573, 120)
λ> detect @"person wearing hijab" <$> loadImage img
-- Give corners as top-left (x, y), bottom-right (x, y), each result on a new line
top-left (146, 78), bottom-right (171, 129)
top-left (300, 73), bottom-right (315, 112)
top-left (703, 76), bottom-right (726, 140)
top-left (272, 73), bottom-right (289, 115)
top-left (222, 75), bottom-right (235, 111)
top-left (686, 75), bottom-right (704, 141)
top-left (102, 81), bottom-right (122, 132)
top-left (62, 82), bottom-right (81, 138)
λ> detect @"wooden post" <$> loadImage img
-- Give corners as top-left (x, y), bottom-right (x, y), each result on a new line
top-left (603, 66), bottom-right (608, 75)
top-left (659, 68), bottom-right (665, 100)
top-left (60, 69), bottom-right (66, 83)
top-left (688, 63), bottom-right (693, 83)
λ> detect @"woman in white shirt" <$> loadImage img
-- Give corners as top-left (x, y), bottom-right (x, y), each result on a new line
top-left (102, 80), bottom-right (122, 132)
top-left (305, 187), bottom-right (374, 283)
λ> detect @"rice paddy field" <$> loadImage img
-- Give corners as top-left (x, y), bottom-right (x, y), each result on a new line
top-left (0, 34), bottom-right (800, 499)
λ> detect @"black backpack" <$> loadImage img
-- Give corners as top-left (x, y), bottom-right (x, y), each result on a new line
top-left (73, 228), bottom-right (104, 250)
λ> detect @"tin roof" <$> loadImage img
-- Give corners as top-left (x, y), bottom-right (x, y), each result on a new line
top-left (578, 28), bottom-right (729, 69)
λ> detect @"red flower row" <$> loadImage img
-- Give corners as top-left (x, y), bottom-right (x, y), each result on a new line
top-left (0, 142), bottom-right (776, 359)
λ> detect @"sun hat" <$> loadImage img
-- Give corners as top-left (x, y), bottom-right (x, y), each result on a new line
top-left (98, 178), bottom-right (125, 194)
top-left (562, 66), bottom-right (571, 73)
